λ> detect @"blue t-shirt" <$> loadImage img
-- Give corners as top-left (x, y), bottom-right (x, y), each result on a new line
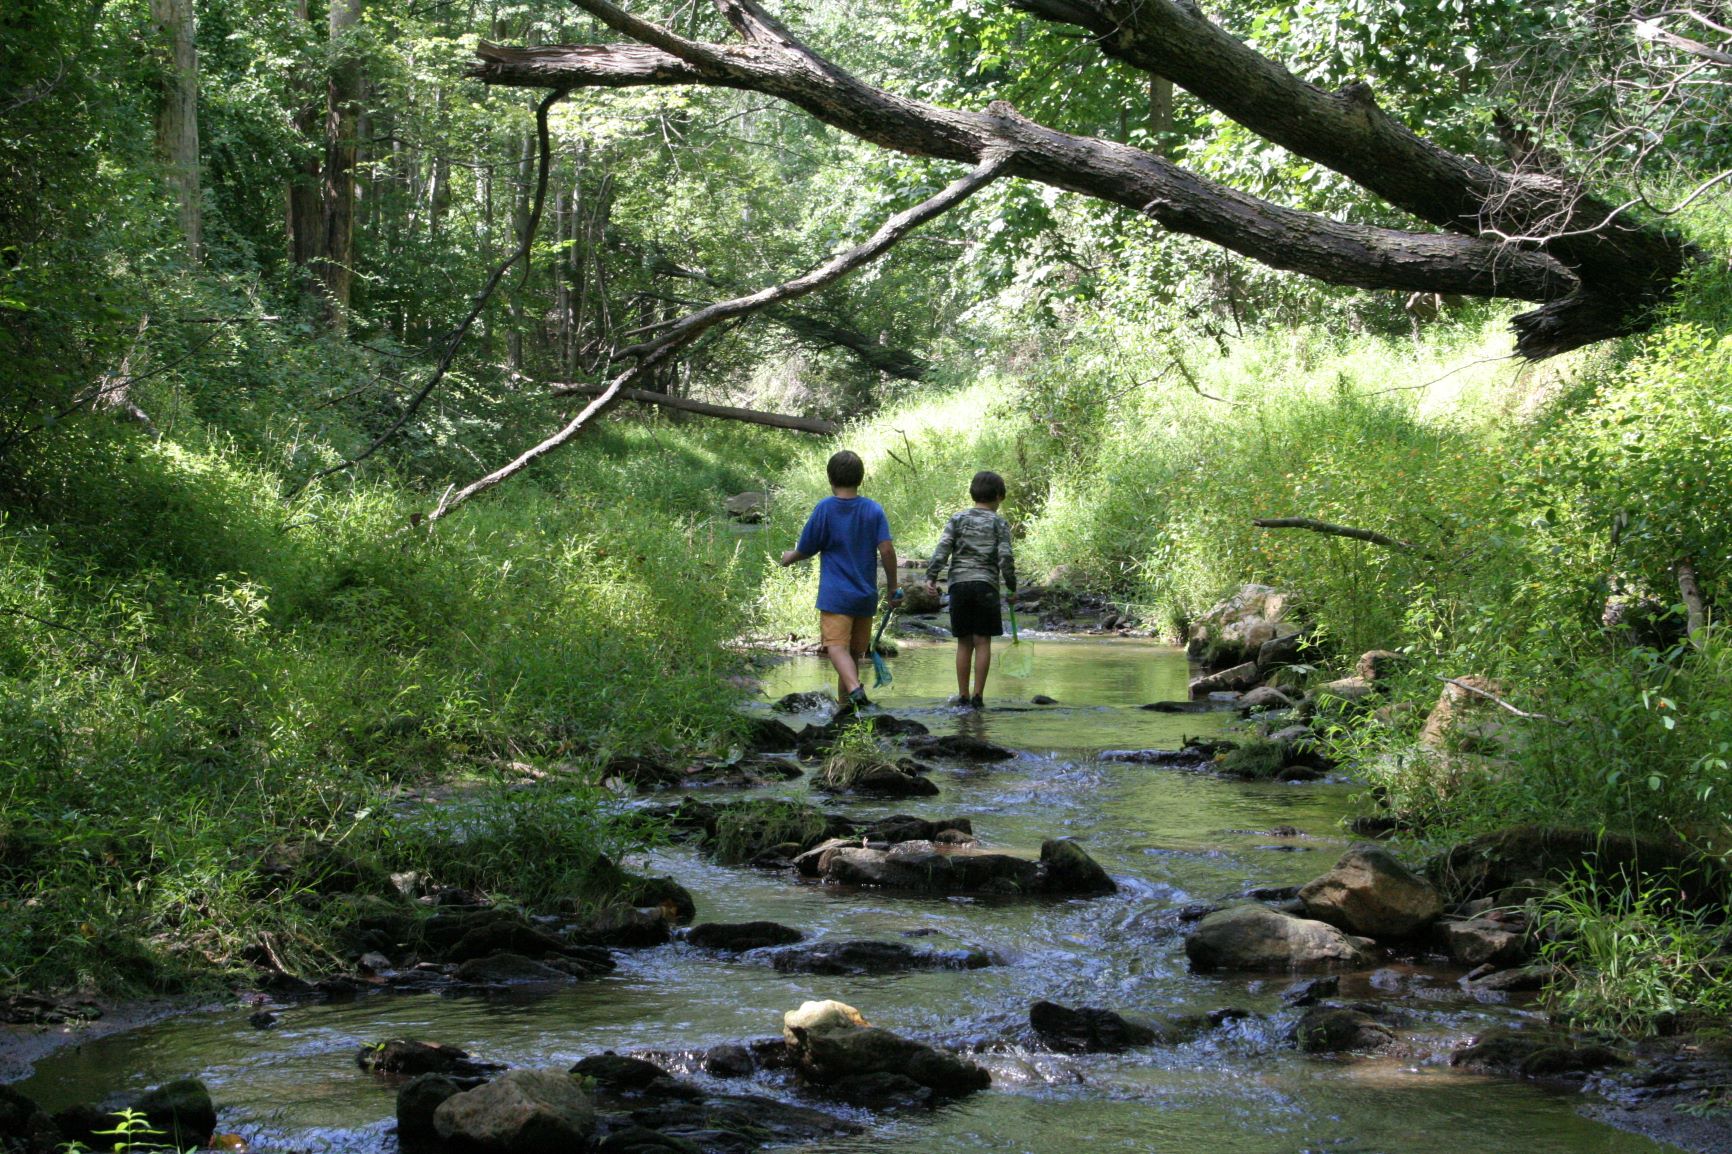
top-left (795, 495), bottom-right (893, 617)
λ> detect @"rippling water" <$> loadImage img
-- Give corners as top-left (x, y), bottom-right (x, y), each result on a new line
top-left (15, 640), bottom-right (1677, 1153)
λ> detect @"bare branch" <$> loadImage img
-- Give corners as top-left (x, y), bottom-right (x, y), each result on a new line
top-left (285, 88), bottom-right (566, 500)
top-left (1252, 517), bottom-right (1430, 558)
top-left (424, 150), bottom-right (1013, 523)
top-left (1433, 675), bottom-right (1561, 722)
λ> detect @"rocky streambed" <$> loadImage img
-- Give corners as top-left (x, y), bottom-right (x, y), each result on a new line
top-left (4, 638), bottom-right (1726, 1154)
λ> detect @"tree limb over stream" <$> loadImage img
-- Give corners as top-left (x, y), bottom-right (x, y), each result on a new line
top-left (424, 149), bottom-right (1014, 524)
top-left (1251, 517), bottom-right (1430, 558)
top-left (469, 0), bottom-right (1696, 358)
top-left (548, 382), bottom-right (839, 433)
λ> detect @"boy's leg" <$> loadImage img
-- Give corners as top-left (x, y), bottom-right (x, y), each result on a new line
top-left (972, 637), bottom-right (993, 699)
top-left (954, 637), bottom-right (975, 699)
top-left (848, 615), bottom-right (873, 694)
top-left (820, 613), bottom-right (864, 698)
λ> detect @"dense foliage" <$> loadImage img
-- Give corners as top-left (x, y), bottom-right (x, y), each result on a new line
top-left (1, 0), bottom-right (1728, 1024)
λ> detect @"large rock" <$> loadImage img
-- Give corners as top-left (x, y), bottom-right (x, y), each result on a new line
top-left (905, 734), bottom-right (1016, 762)
top-left (1450, 1029), bottom-right (1627, 1078)
top-left (132, 1078), bottom-right (217, 1151)
top-left (1435, 916), bottom-right (1529, 967)
top-left (433, 1069), bottom-right (596, 1153)
top-left (723, 491), bottom-right (766, 522)
top-left (1028, 1001), bottom-right (1158, 1052)
top-left (1298, 846), bottom-right (1443, 939)
top-left (0, 1085), bottom-right (61, 1153)
top-left (359, 1039), bottom-right (501, 1079)
top-left (397, 1074), bottom-right (467, 1143)
top-left (1186, 584), bottom-right (1298, 667)
top-left (454, 952), bottom-right (579, 986)
top-left (815, 838), bottom-right (1114, 897)
top-left (1417, 675), bottom-right (1515, 761)
top-left (1290, 1007), bottom-right (1395, 1053)
top-left (815, 760), bottom-right (938, 797)
top-left (771, 939), bottom-right (994, 975)
top-left (784, 1018), bottom-right (989, 1099)
top-left (1238, 685), bottom-right (1295, 713)
top-left (1189, 662), bottom-right (1262, 697)
top-left (1425, 825), bottom-right (1731, 911)
top-left (898, 584), bottom-right (942, 614)
top-left (685, 921), bottom-right (804, 952)
top-left (1038, 838), bottom-right (1117, 895)
top-left (1184, 905), bottom-right (1376, 972)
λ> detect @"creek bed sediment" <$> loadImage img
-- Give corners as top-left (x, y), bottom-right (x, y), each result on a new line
top-left (7, 639), bottom-right (1697, 1153)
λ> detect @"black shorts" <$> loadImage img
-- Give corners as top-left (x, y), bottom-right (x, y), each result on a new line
top-left (948, 580), bottom-right (1003, 638)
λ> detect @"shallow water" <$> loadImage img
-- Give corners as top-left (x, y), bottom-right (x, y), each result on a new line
top-left (15, 640), bottom-right (1679, 1153)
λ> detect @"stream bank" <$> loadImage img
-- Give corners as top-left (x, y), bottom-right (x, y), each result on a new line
top-left (3, 638), bottom-right (1726, 1153)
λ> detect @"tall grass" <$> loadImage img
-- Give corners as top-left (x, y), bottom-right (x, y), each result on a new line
top-left (0, 413), bottom-right (795, 992)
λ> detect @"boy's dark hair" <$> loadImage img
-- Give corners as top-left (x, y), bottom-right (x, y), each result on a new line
top-left (827, 450), bottom-right (865, 488)
top-left (970, 470), bottom-right (1006, 503)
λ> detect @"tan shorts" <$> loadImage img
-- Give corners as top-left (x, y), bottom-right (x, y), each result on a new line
top-left (819, 612), bottom-right (873, 656)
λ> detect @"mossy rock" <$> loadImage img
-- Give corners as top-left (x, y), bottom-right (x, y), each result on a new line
top-left (1426, 826), bottom-right (1731, 911)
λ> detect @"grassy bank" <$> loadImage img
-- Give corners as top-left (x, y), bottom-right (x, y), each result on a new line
top-left (0, 408), bottom-right (795, 993)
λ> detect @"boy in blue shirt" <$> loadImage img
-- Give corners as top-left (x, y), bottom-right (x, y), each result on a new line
top-left (779, 450), bottom-right (901, 713)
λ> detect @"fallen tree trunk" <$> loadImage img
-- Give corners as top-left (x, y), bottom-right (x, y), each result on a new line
top-left (1252, 517), bottom-right (1428, 558)
top-left (467, 0), bottom-right (1695, 357)
top-left (1009, 0), bottom-right (1695, 355)
top-left (469, 3), bottom-right (1574, 313)
top-left (548, 383), bottom-right (839, 433)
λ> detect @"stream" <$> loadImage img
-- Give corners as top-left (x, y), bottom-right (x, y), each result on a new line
top-left (13, 639), bottom-right (1679, 1153)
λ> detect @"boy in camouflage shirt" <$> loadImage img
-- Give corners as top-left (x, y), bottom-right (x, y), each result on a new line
top-left (924, 470), bottom-right (1016, 708)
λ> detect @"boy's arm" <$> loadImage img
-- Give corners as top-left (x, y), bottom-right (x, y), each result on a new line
top-left (781, 508), bottom-right (823, 566)
top-left (924, 516), bottom-right (957, 587)
top-left (999, 516), bottom-right (1017, 593)
top-left (878, 539), bottom-right (900, 601)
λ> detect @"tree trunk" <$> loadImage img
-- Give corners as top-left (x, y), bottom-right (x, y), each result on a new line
top-left (469, 0), bottom-right (1696, 358)
top-left (287, 0), bottom-right (325, 281)
top-left (149, 0), bottom-right (201, 262)
top-left (506, 125), bottom-right (534, 369)
top-left (322, 0), bottom-right (365, 330)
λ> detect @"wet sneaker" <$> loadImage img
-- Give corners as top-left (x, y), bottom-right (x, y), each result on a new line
top-left (970, 694), bottom-right (985, 709)
top-left (846, 687), bottom-right (873, 713)
top-left (947, 694), bottom-right (971, 707)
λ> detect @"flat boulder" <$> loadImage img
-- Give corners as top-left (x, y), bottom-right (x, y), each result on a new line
top-left (454, 952), bottom-right (579, 987)
top-left (1189, 662), bottom-right (1261, 697)
top-left (1028, 1001), bottom-right (1158, 1052)
top-left (1290, 1007), bottom-right (1395, 1053)
top-left (685, 921), bottom-right (804, 952)
top-left (785, 1022), bottom-right (989, 1099)
top-left (1238, 685), bottom-right (1295, 713)
top-left (1298, 846), bottom-right (1443, 939)
top-left (817, 838), bottom-right (1114, 897)
top-left (1184, 905), bottom-right (1376, 972)
top-left (816, 761), bottom-right (939, 797)
top-left (1435, 916), bottom-right (1528, 967)
top-left (359, 1039), bottom-right (501, 1079)
top-left (724, 491), bottom-right (766, 521)
top-left (771, 939), bottom-right (994, 975)
top-left (434, 1069), bottom-right (596, 1153)
top-left (1450, 1029), bottom-right (1628, 1078)
top-left (863, 814), bottom-right (974, 845)
top-left (906, 734), bottom-right (1016, 762)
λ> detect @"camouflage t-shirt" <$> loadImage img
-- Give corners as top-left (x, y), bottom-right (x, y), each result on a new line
top-left (925, 508), bottom-right (1016, 592)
